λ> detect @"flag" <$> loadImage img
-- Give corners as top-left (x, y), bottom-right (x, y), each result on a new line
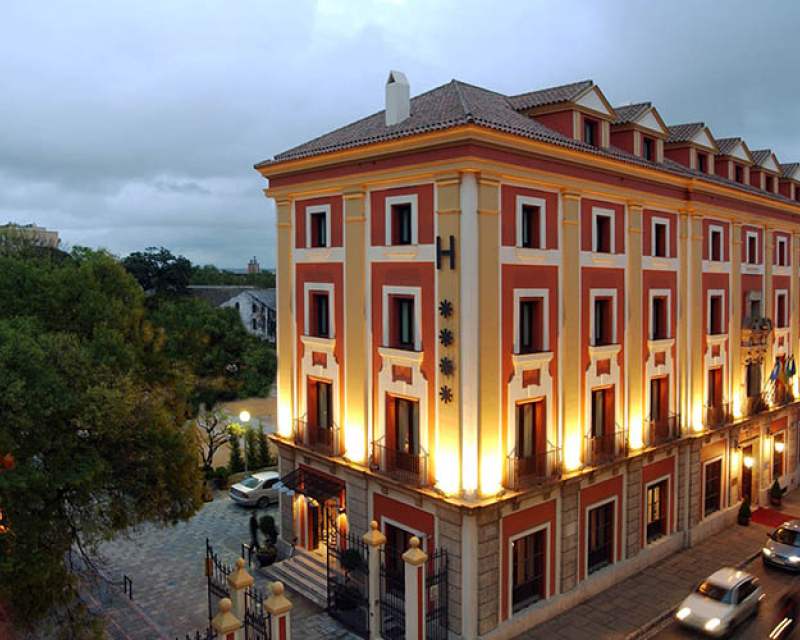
top-left (788, 355), bottom-right (797, 378)
top-left (779, 360), bottom-right (790, 386)
top-left (770, 360), bottom-right (781, 381)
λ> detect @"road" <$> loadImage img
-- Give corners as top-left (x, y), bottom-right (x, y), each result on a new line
top-left (649, 555), bottom-right (800, 639)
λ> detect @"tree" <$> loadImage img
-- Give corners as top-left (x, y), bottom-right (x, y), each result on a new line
top-left (228, 435), bottom-right (244, 473)
top-left (191, 263), bottom-right (275, 289)
top-left (245, 428), bottom-right (259, 470)
top-left (195, 409), bottom-right (244, 474)
top-left (122, 246), bottom-right (192, 296)
top-left (256, 423), bottom-right (273, 468)
top-left (0, 248), bottom-right (202, 638)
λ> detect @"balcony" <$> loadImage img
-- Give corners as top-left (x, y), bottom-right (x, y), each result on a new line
top-left (584, 425), bottom-right (628, 466)
top-left (370, 438), bottom-right (429, 487)
top-left (705, 403), bottom-right (732, 429)
top-left (645, 413), bottom-right (680, 446)
top-left (773, 385), bottom-right (795, 407)
top-left (505, 445), bottom-right (562, 491)
top-left (294, 419), bottom-right (339, 458)
top-left (745, 393), bottom-right (768, 417)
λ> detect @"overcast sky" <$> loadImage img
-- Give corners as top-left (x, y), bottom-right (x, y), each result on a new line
top-left (2, 1), bottom-right (798, 268)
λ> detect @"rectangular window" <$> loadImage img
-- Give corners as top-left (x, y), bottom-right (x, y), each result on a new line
top-left (392, 297), bottom-right (415, 350)
top-left (512, 529), bottom-right (546, 613)
top-left (746, 362), bottom-right (761, 398)
top-left (584, 118), bottom-right (597, 147)
top-left (646, 480), bottom-right (668, 543)
top-left (587, 502), bottom-right (614, 574)
top-left (309, 379), bottom-right (332, 429)
top-left (310, 212), bottom-right (327, 248)
top-left (591, 388), bottom-right (613, 438)
top-left (521, 204), bottom-right (542, 249)
top-left (654, 222), bottom-right (667, 257)
top-left (703, 459), bottom-right (722, 517)
top-left (519, 299), bottom-right (544, 353)
top-left (766, 175), bottom-right (774, 192)
top-left (652, 296), bottom-right (668, 340)
top-left (777, 293), bottom-right (787, 328)
top-left (778, 237), bottom-right (788, 267)
top-left (516, 400), bottom-right (544, 460)
top-left (311, 293), bottom-right (329, 338)
top-left (643, 137), bottom-right (654, 161)
top-left (708, 367), bottom-right (723, 410)
top-left (748, 294), bottom-right (762, 319)
top-left (710, 229), bottom-right (722, 261)
top-left (709, 295), bottom-right (722, 335)
top-left (394, 397), bottom-right (419, 455)
top-left (747, 234), bottom-right (758, 264)
top-left (392, 203), bottom-right (413, 246)
top-left (594, 214), bottom-right (612, 253)
top-left (735, 165), bottom-right (744, 184)
top-left (593, 297), bottom-right (612, 345)
top-left (774, 432), bottom-right (785, 480)
top-left (697, 152), bottom-right (707, 174)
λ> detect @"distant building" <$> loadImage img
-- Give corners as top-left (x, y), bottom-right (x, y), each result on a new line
top-left (248, 256), bottom-right (261, 275)
top-left (0, 223), bottom-right (59, 248)
top-left (186, 285), bottom-right (276, 342)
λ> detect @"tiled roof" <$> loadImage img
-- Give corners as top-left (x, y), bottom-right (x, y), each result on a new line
top-left (185, 285), bottom-right (254, 307)
top-left (611, 102), bottom-right (651, 125)
top-left (247, 289), bottom-right (276, 308)
top-left (751, 149), bottom-right (774, 168)
top-left (258, 78), bottom-right (800, 208)
top-left (781, 163), bottom-right (800, 179)
top-left (666, 123), bottom-right (705, 144)
top-left (715, 137), bottom-right (743, 156)
top-left (507, 79), bottom-right (593, 111)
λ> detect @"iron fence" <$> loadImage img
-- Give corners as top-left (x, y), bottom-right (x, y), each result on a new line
top-left (327, 527), bottom-right (369, 637)
top-left (371, 438), bottom-right (429, 486)
top-left (295, 418), bottom-right (340, 457)
top-left (425, 548), bottom-right (449, 640)
top-left (379, 546), bottom-right (405, 640)
top-left (205, 538), bottom-right (232, 626)
top-left (244, 584), bottom-right (271, 640)
top-left (645, 412), bottom-right (680, 446)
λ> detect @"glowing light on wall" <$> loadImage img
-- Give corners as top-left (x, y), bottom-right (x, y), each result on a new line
top-left (480, 455), bottom-right (502, 497)
top-left (732, 392), bottom-right (743, 419)
top-left (775, 441), bottom-right (786, 453)
top-left (564, 434), bottom-right (581, 471)
top-left (628, 416), bottom-right (644, 450)
top-left (462, 455), bottom-right (479, 494)
top-left (692, 404), bottom-right (703, 432)
top-left (743, 455), bottom-right (754, 469)
top-left (277, 399), bottom-right (293, 437)
top-left (435, 450), bottom-right (460, 496)
top-left (344, 423), bottom-right (366, 463)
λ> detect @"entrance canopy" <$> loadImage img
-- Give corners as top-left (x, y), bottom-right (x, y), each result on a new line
top-left (277, 467), bottom-right (341, 505)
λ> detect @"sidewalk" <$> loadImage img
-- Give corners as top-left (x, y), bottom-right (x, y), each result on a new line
top-left (518, 501), bottom-right (797, 640)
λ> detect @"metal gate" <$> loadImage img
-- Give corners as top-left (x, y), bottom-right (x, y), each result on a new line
top-left (426, 548), bottom-right (449, 640)
top-left (379, 547), bottom-right (405, 640)
top-left (244, 584), bottom-right (271, 640)
top-left (205, 538), bottom-right (232, 626)
top-left (327, 517), bottom-right (369, 637)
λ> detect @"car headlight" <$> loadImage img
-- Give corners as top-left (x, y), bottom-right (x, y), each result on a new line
top-left (790, 556), bottom-right (800, 563)
top-left (676, 607), bottom-right (691, 620)
top-left (705, 618), bottom-right (721, 632)
top-left (763, 548), bottom-right (772, 556)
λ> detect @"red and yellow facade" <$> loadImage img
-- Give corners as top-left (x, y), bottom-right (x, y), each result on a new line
top-left (258, 85), bottom-right (800, 638)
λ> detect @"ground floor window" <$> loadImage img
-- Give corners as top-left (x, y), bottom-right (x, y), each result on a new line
top-left (704, 458), bottom-right (722, 517)
top-left (512, 529), bottom-right (546, 613)
top-left (646, 480), bottom-right (668, 543)
top-left (587, 502), bottom-right (614, 575)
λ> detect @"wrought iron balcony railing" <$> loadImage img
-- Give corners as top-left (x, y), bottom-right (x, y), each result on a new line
top-left (370, 438), bottom-right (429, 487)
top-left (294, 418), bottom-right (339, 457)
top-left (584, 425), bottom-right (628, 466)
top-left (705, 403), bottom-right (732, 429)
top-left (505, 444), bottom-right (562, 491)
top-left (645, 412), bottom-right (680, 446)
top-left (745, 393), bottom-right (768, 417)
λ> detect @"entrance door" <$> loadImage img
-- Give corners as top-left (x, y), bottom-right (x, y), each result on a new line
top-left (650, 377), bottom-right (669, 440)
top-left (741, 445), bottom-right (753, 503)
top-left (309, 503), bottom-right (320, 550)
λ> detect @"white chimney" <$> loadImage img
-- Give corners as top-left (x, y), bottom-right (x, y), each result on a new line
top-left (385, 70), bottom-right (410, 127)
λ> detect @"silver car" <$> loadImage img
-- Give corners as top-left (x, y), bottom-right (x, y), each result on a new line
top-left (762, 520), bottom-right (800, 571)
top-left (230, 471), bottom-right (279, 508)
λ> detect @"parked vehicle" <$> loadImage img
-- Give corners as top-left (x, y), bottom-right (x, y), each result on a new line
top-left (674, 567), bottom-right (763, 637)
top-left (230, 471), bottom-right (279, 508)
top-left (763, 520), bottom-right (800, 571)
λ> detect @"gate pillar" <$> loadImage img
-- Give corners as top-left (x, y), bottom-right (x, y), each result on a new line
top-left (363, 520), bottom-right (387, 639)
top-left (226, 558), bottom-right (254, 630)
top-left (212, 598), bottom-right (243, 640)
top-left (403, 536), bottom-right (428, 640)
top-left (265, 581), bottom-right (293, 640)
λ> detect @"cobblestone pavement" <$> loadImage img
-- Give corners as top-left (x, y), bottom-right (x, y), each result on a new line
top-left (97, 490), bottom-right (356, 639)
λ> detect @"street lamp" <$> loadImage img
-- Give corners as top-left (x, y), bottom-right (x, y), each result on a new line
top-left (240, 410), bottom-right (251, 472)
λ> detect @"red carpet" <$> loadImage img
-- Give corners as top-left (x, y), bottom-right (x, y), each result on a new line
top-left (751, 507), bottom-right (800, 528)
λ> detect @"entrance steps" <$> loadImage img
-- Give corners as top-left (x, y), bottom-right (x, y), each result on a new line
top-left (263, 546), bottom-right (328, 608)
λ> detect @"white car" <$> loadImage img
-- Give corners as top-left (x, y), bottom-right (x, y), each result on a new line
top-left (230, 471), bottom-right (279, 508)
top-left (675, 567), bottom-right (763, 637)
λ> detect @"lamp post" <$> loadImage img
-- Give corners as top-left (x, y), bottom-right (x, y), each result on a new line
top-left (239, 410), bottom-right (251, 473)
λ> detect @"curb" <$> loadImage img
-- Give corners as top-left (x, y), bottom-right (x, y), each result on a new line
top-left (624, 549), bottom-right (762, 640)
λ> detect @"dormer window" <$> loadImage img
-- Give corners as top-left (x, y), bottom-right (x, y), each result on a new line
top-left (584, 118), bottom-right (598, 147)
top-left (735, 165), bottom-right (744, 184)
top-left (697, 153), bottom-right (707, 174)
top-left (765, 175), bottom-right (774, 192)
top-left (642, 137), bottom-right (654, 162)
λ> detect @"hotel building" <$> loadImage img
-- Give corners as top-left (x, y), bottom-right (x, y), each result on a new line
top-left (255, 73), bottom-right (800, 638)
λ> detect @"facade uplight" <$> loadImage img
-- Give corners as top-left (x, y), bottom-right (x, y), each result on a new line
top-left (743, 456), bottom-right (755, 469)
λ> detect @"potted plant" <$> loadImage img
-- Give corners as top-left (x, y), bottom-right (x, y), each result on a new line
top-left (260, 515), bottom-right (278, 544)
top-left (255, 542), bottom-right (277, 567)
top-left (738, 498), bottom-right (752, 526)
top-left (770, 479), bottom-right (786, 507)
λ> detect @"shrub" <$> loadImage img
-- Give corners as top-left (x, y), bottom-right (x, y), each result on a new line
top-left (245, 428), bottom-right (259, 470)
top-left (229, 436), bottom-right (244, 473)
top-left (738, 497), bottom-right (752, 521)
top-left (770, 479), bottom-right (785, 500)
top-left (259, 514), bottom-right (278, 542)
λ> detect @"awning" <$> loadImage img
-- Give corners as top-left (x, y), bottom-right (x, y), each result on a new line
top-left (276, 467), bottom-right (341, 505)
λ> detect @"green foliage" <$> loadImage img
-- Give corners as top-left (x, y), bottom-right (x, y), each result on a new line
top-left (770, 479), bottom-right (786, 499)
top-left (191, 264), bottom-right (275, 289)
top-left (340, 548), bottom-right (364, 574)
top-left (245, 428), bottom-right (259, 470)
top-left (256, 423), bottom-right (273, 468)
top-left (0, 247), bottom-right (202, 637)
top-left (259, 514), bottom-right (277, 542)
top-left (229, 435), bottom-right (245, 473)
top-left (122, 246), bottom-right (192, 296)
